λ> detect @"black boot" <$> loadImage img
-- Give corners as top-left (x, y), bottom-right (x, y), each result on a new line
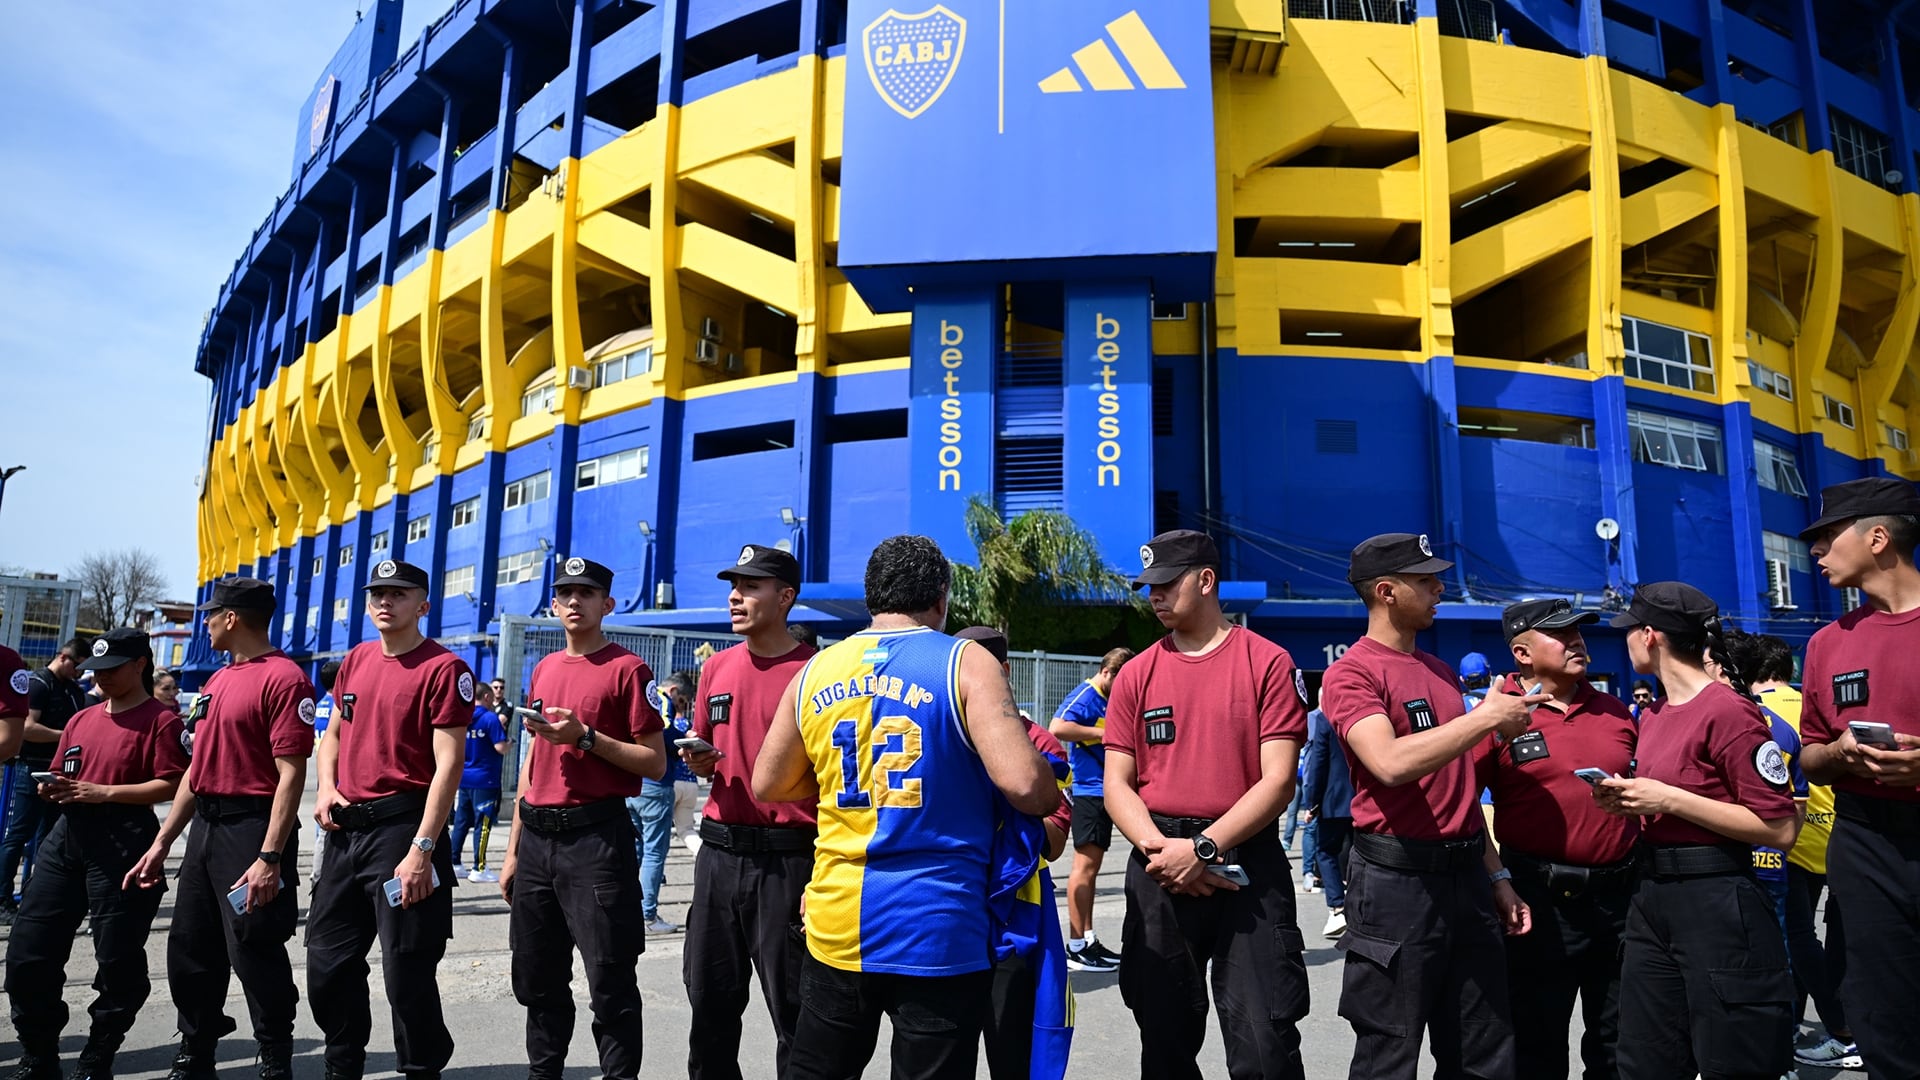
top-left (67, 1033), bottom-right (122, 1080)
top-left (256, 1042), bottom-right (294, 1080)
top-left (3, 1053), bottom-right (61, 1080)
top-left (322, 1068), bottom-right (360, 1080)
top-left (162, 1038), bottom-right (217, 1080)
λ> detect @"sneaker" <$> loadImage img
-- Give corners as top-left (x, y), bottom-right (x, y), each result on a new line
top-left (1298, 874), bottom-right (1320, 894)
top-left (644, 916), bottom-right (681, 934)
top-left (450, 864), bottom-right (469, 879)
top-left (1081, 940), bottom-right (1124, 968)
top-left (1323, 907), bottom-right (1347, 938)
top-left (468, 868), bottom-right (499, 883)
top-left (1793, 1036), bottom-right (1863, 1069)
top-left (1066, 943), bottom-right (1118, 972)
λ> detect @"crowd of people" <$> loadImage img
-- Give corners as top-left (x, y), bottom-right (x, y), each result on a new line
top-left (0, 473), bottom-right (1914, 1080)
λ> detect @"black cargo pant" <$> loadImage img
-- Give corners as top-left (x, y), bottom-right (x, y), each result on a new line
top-left (1337, 844), bottom-right (1514, 1080)
top-left (1828, 804), bottom-right (1920, 1080)
top-left (509, 812), bottom-right (646, 1080)
top-left (787, 955), bottom-right (991, 1080)
top-left (306, 816), bottom-right (456, 1077)
top-left (684, 838), bottom-right (810, 1079)
top-left (4, 808), bottom-right (163, 1056)
top-left (1119, 835), bottom-right (1310, 1080)
top-left (1502, 853), bottom-right (1632, 1080)
top-left (170, 807), bottom-right (302, 1051)
top-left (1616, 870), bottom-right (1792, 1080)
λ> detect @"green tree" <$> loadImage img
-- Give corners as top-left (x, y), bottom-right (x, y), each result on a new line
top-left (946, 495), bottom-right (1147, 652)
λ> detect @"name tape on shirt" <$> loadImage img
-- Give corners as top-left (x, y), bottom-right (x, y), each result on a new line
top-left (1405, 698), bottom-right (1436, 733)
top-left (1834, 670), bottom-right (1870, 709)
top-left (708, 692), bottom-right (733, 725)
top-left (1143, 705), bottom-right (1175, 745)
top-left (1509, 729), bottom-right (1549, 763)
top-left (339, 693), bottom-right (356, 722)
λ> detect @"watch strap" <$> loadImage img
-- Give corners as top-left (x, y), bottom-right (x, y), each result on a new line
top-left (257, 850), bottom-right (281, 865)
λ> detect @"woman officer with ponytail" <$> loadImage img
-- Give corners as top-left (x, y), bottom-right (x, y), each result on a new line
top-left (1595, 583), bottom-right (1801, 1080)
top-left (4, 628), bottom-right (189, 1080)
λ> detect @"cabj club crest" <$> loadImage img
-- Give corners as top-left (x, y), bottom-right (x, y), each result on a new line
top-left (862, 6), bottom-right (966, 120)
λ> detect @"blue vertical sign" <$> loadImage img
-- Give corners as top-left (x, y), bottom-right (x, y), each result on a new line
top-left (909, 287), bottom-right (999, 559)
top-left (1064, 282), bottom-right (1153, 562)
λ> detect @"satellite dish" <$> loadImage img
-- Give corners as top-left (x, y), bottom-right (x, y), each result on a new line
top-left (1595, 518), bottom-right (1621, 541)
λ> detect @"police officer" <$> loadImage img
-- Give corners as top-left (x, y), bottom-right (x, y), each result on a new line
top-left (5, 628), bottom-right (189, 1080)
top-left (1480, 598), bottom-right (1637, 1079)
top-left (1, 637), bottom-right (91, 915)
top-left (124, 578), bottom-right (317, 1080)
top-left (752, 534), bottom-right (1059, 1080)
top-left (1102, 529), bottom-right (1312, 1080)
top-left (1794, 476), bottom-right (1920, 1077)
top-left (1321, 533), bottom-right (1538, 1080)
top-left (309, 559), bottom-right (469, 1080)
top-left (501, 555), bottom-right (665, 1080)
top-left (677, 544), bottom-right (816, 1079)
top-left (1594, 582), bottom-right (1798, 1079)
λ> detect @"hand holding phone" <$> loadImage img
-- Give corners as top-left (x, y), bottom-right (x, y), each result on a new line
top-left (29, 772), bottom-right (57, 786)
top-left (229, 878), bottom-right (285, 916)
top-left (1851, 721), bottom-right (1901, 751)
top-left (674, 736), bottom-right (718, 756)
top-left (1574, 767), bottom-right (1613, 785)
top-left (1207, 864), bottom-right (1250, 887)
top-left (384, 866), bottom-right (443, 908)
top-left (514, 705), bottom-right (548, 725)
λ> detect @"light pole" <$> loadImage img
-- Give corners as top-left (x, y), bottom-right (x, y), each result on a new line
top-left (0, 465), bottom-right (23, 523)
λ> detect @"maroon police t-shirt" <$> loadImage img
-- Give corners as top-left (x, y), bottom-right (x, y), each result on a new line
top-left (521, 642), bottom-right (663, 807)
top-left (1635, 680), bottom-right (1794, 845)
top-left (333, 638), bottom-right (475, 802)
top-left (1105, 625), bottom-right (1309, 820)
top-left (1476, 675), bottom-right (1639, 864)
top-left (56, 698), bottom-right (188, 786)
top-left (1799, 605), bottom-right (1920, 804)
top-left (1322, 636), bottom-right (1482, 841)
top-left (191, 651), bottom-right (318, 798)
top-left (695, 641), bottom-right (817, 829)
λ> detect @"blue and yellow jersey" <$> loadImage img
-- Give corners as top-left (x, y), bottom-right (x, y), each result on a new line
top-left (797, 625), bottom-right (998, 975)
top-left (1055, 680), bottom-right (1107, 797)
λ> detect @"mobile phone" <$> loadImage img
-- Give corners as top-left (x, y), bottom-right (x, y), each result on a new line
top-left (1574, 767), bottom-right (1612, 785)
top-left (513, 705), bottom-right (548, 724)
top-left (1527, 682), bottom-right (1544, 696)
top-left (383, 867), bottom-right (443, 908)
top-left (228, 879), bottom-right (285, 915)
top-left (1850, 721), bottom-right (1901, 750)
top-left (674, 736), bottom-right (718, 755)
top-left (1208, 864), bottom-right (1251, 886)
top-left (29, 772), bottom-right (57, 786)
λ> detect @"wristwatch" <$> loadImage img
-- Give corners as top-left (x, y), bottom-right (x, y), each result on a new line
top-left (1489, 867), bottom-right (1513, 884)
top-left (257, 850), bottom-right (281, 865)
top-left (1192, 834), bottom-right (1219, 862)
top-left (576, 727), bottom-right (598, 752)
top-left (411, 836), bottom-right (435, 854)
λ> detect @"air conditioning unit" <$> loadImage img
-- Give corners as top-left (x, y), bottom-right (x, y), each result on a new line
top-left (565, 366), bottom-right (592, 391)
top-left (724, 351), bottom-right (743, 374)
top-left (1766, 558), bottom-right (1796, 610)
top-left (701, 317), bottom-right (723, 341)
top-left (1843, 586), bottom-right (1863, 612)
top-left (694, 339), bottom-right (721, 365)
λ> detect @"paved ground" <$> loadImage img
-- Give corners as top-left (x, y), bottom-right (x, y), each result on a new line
top-left (0, 790), bottom-right (1866, 1078)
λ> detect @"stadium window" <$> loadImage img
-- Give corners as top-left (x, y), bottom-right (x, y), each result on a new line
top-left (1822, 394), bottom-right (1857, 429)
top-left (1885, 423), bottom-right (1910, 452)
top-left (466, 416), bottom-right (487, 443)
top-left (1150, 302), bottom-right (1188, 321)
top-left (503, 471), bottom-right (551, 509)
top-left (1763, 530), bottom-right (1812, 573)
top-left (311, 556), bottom-right (323, 577)
top-left (406, 515), bottom-right (432, 543)
top-left (1746, 361), bottom-right (1793, 401)
top-left (338, 545), bottom-right (354, 567)
top-left (1753, 440), bottom-right (1809, 496)
top-left (332, 597), bottom-right (350, 623)
top-left (1622, 316), bottom-right (1715, 393)
top-left (594, 346), bottom-right (652, 388)
top-left (1628, 410), bottom-right (1724, 473)
top-left (444, 564), bottom-right (476, 598)
top-left (497, 549), bottom-right (543, 587)
top-left (370, 531), bottom-right (390, 555)
top-left (451, 497), bottom-right (480, 529)
top-left (305, 605), bottom-right (319, 629)
top-left (576, 446), bottom-right (649, 490)
top-left (521, 373), bottom-right (557, 418)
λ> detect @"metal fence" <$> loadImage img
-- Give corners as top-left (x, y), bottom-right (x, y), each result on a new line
top-left (0, 577), bottom-right (82, 668)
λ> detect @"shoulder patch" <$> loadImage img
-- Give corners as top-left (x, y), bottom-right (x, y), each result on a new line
top-left (645, 678), bottom-right (665, 713)
top-left (298, 698), bottom-right (316, 725)
top-left (9, 669), bottom-right (29, 696)
top-left (457, 672), bottom-right (475, 703)
top-left (180, 728), bottom-right (195, 756)
top-left (1295, 668), bottom-right (1309, 706)
top-left (1754, 740), bottom-right (1791, 787)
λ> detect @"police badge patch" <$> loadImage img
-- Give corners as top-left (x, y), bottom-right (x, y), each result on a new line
top-left (1418, 534), bottom-right (1434, 557)
top-left (1295, 668), bottom-right (1309, 706)
top-left (8, 669), bottom-right (28, 696)
top-left (457, 672), bottom-right (476, 703)
top-left (1754, 741), bottom-right (1791, 787)
top-left (298, 698), bottom-right (316, 725)
top-left (565, 557), bottom-right (586, 576)
top-left (377, 559), bottom-right (399, 580)
top-left (738, 546), bottom-right (755, 566)
top-left (92, 640), bottom-right (110, 658)
top-left (1140, 544), bottom-right (1155, 568)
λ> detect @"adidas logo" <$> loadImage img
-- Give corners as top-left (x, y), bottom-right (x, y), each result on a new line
top-left (1039, 10), bottom-right (1186, 93)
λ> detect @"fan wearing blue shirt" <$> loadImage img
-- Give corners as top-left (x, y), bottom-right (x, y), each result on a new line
top-left (1048, 647), bottom-right (1133, 973)
top-left (451, 682), bottom-right (510, 882)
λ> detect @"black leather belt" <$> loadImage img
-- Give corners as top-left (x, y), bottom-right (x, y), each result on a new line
top-left (699, 818), bottom-right (815, 854)
top-left (330, 792), bottom-right (428, 831)
top-left (1353, 830), bottom-right (1485, 874)
top-left (517, 797), bottom-right (627, 835)
top-left (1504, 848), bottom-right (1637, 899)
top-left (1645, 842), bottom-right (1751, 878)
top-left (1836, 790), bottom-right (1920, 836)
top-left (1148, 813), bottom-right (1279, 844)
top-left (196, 794), bottom-right (274, 821)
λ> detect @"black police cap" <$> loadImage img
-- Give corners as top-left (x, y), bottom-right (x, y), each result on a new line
top-left (553, 555), bottom-right (615, 591)
top-left (1133, 530), bottom-right (1221, 587)
top-left (196, 576), bottom-right (276, 614)
top-left (78, 627), bottom-right (153, 672)
top-left (1799, 476), bottom-right (1920, 541)
top-left (363, 559), bottom-right (431, 591)
top-left (1608, 581), bottom-right (1721, 635)
top-left (719, 544), bottom-right (802, 590)
top-left (1502, 598), bottom-right (1599, 643)
top-left (1346, 533), bottom-right (1454, 584)
top-left (954, 625), bottom-right (1010, 666)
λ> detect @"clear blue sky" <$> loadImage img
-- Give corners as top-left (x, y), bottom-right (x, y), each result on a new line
top-left (0, 1), bottom-right (443, 601)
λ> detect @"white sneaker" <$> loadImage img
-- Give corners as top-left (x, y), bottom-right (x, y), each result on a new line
top-left (1323, 908), bottom-right (1347, 938)
top-left (645, 916), bottom-right (681, 934)
top-left (451, 864), bottom-right (469, 879)
top-left (468, 868), bottom-right (499, 883)
top-left (1793, 1035), bottom-right (1862, 1069)
top-left (1298, 874), bottom-right (1320, 894)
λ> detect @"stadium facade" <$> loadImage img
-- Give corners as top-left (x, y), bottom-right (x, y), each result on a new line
top-left (191, 0), bottom-right (1920, 693)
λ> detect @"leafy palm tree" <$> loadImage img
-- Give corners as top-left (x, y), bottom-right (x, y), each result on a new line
top-left (946, 495), bottom-right (1142, 646)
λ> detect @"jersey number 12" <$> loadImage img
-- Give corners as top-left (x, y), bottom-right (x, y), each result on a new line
top-left (830, 716), bottom-right (924, 809)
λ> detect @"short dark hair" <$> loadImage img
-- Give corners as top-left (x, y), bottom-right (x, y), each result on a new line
top-left (863, 535), bottom-right (951, 617)
top-left (1351, 576), bottom-right (1385, 606)
top-left (1099, 647), bottom-right (1134, 674)
top-left (1632, 680), bottom-right (1653, 694)
top-left (788, 623), bottom-right (819, 647)
top-left (234, 607), bottom-right (273, 632)
top-left (60, 637), bottom-right (90, 661)
top-left (1727, 632), bottom-right (1795, 684)
top-left (1855, 513), bottom-right (1920, 559)
top-left (664, 669), bottom-right (698, 696)
top-left (319, 659), bottom-right (343, 692)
